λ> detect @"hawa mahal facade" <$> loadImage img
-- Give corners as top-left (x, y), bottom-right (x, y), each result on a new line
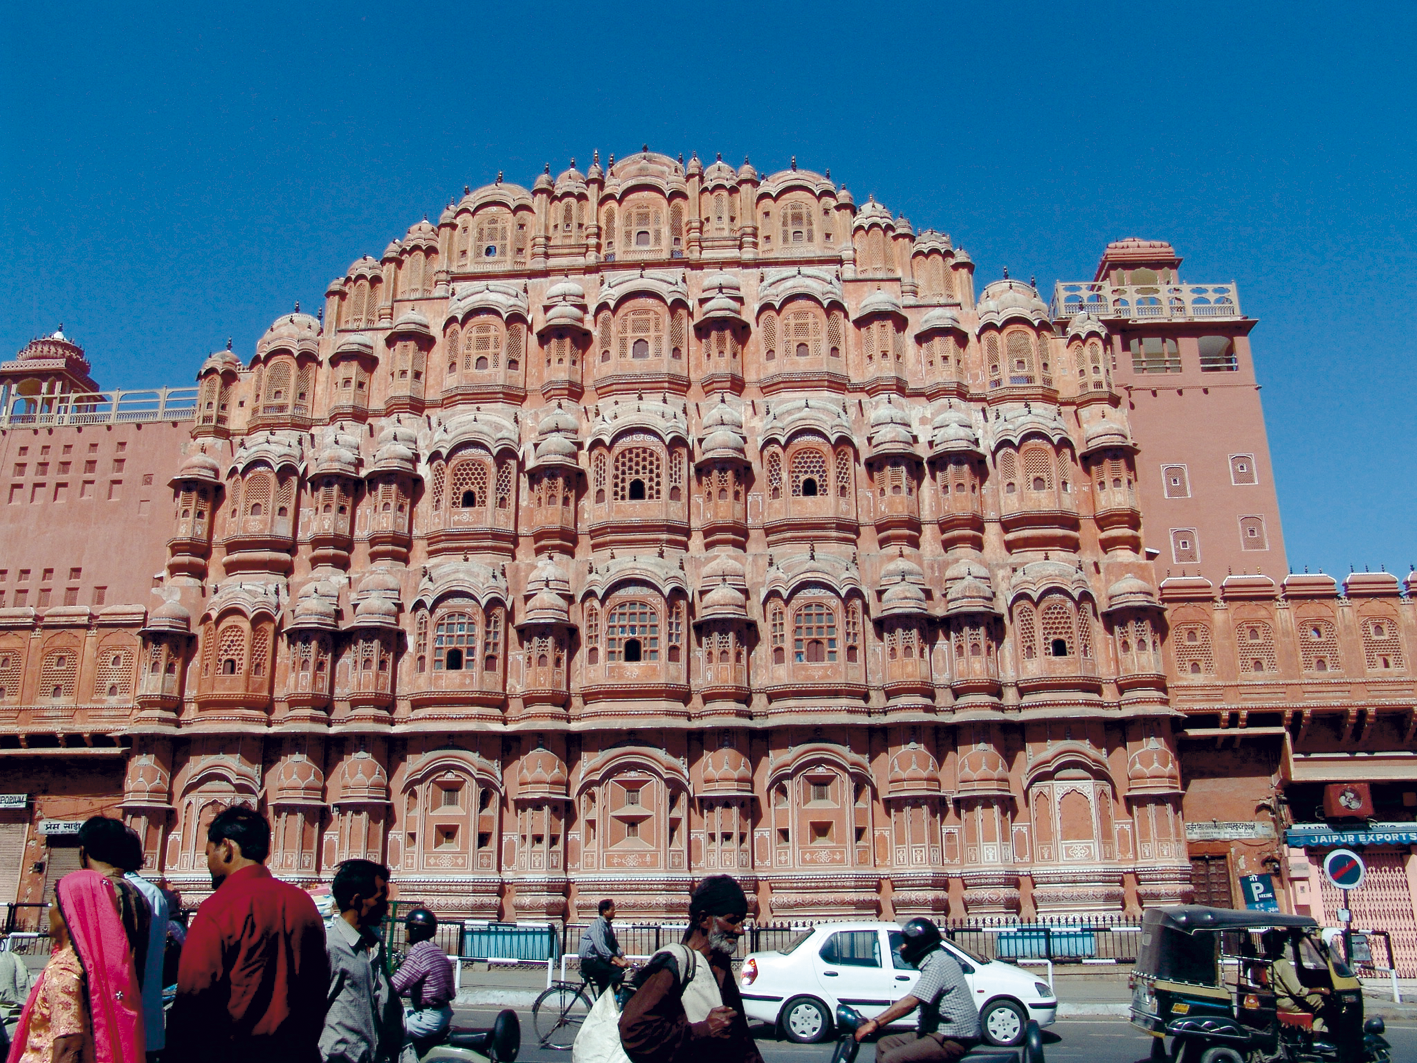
top-left (2, 151), bottom-right (1414, 945)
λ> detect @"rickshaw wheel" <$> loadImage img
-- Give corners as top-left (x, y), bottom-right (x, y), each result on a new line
top-left (1197, 1047), bottom-right (1243, 1063)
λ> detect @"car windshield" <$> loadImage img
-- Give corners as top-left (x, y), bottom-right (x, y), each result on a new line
top-left (945, 939), bottom-right (989, 967)
top-left (779, 930), bottom-right (814, 955)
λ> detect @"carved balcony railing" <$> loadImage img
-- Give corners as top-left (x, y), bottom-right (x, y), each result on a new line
top-left (1051, 282), bottom-right (1242, 322)
top-left (0, 388), bottom-right (198, 428)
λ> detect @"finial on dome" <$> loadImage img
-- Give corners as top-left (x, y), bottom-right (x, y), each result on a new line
top-left (318, 307), bottom-right (324, 323)
top-left (642, 143), bottom-right (649, 155)
top-left (1002, 266), bottom-right (1009, 278)
top-left (423, 214), bottom-right (428, 222)
top-left (544, 162), bottom-right (550, 173)
top-left (608, 153), bottom-right (614, 165)
top-left (294, 301), bottom-right (300, 313)
top-left (808, 542), bottom-right (815, 560)
top-left (678, 153), bottom-right (683, 165)
top-left (464, 185), bottom-right (470, 195)
top-left (791, 155), bottom-right (797, 170)
top-left (496, 171), bottom-right (503, 184)
top-left (593, 149), bottom-right (600, 163)
top-left (1030, 276), bottom-right (1036, 289)
top-left (569, 158), bottom-right (576, 169)
top-left (743, 155), bottom-right (750, 165)
top-left (226, 337), bottom-right (232, 350)
top-left (716, 152), bottom-right (722, 161)
top-left (825, 168), bottom-right (831, 180)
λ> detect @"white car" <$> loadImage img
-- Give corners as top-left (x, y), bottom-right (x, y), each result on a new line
top-left (739, 921), bottom-right (1058, 1047)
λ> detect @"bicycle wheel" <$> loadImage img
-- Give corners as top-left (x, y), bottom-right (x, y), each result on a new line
top-left (533, 982), bottom-right (593, 1050)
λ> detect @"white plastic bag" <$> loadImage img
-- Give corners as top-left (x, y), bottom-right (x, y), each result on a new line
top-left (571, 985), bottom-right (632, 1063)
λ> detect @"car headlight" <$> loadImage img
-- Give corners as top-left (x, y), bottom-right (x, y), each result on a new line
top-left (1034, 982), bottom-right (1052, 999)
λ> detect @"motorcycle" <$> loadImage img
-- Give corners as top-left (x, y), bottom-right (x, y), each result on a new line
top-left (418, 1007), bottom-right (520, 1063)
top-left (828, 1004), bottom-right (1045, 1063)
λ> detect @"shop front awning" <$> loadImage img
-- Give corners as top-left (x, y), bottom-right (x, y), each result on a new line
top-left (1287, 751), bottom-right (1417, 782)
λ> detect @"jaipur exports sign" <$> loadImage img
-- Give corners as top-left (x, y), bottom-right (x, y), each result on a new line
top-left (1286, 823), bottom-right (1417, 848)
top-left (1185, 821), bottom-right (1277, 842)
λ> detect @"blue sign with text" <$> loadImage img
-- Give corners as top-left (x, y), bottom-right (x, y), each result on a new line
top-left (1241, 873), bottom-right (1280, 912)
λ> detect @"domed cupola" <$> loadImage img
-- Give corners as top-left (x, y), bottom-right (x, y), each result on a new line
top-left (517, 743), bottom-right (570, 801)
top-left (929, 403), bottom-right (983, 458)
top-left (533, 164), bottom-right (554, 192)
top-left (697, 396), bottom-right (748, 465)
top-left (887, 744), bottom-right (942, 798)
top-left (337, 750), bottom-right (390, 804)
top-left (312, 423), bottom-right (362, 480)
top-left (528, 401), bottom-right (582, 473)
top-left (405, 217), bottom-right (439, 247)
top-left (350, 568), bottom-right (401, 629)
top-left (170, 446), bottom-right (222, 488)
top-left (389, 308), bottom-right (433, 341)
top-left (1080, 415), bottom-right (1133, 458)
top-left (699, 577), bottom-right (749, 622)
top-left (143, 598), bottom-right (193, 635)
top-left (853, 286), bottom-right (905, 324)
top-left (867, 397), bottom-right (919, 460)
top-left (975, 278), bottom-right (1050, 329)
top-left (1127, 737), bottom-right (1181, 796)
top-left (368, 423), bottom-right (419, 477)
top-left (554, 162), bottom-right (587, 196)
top-left (956, 745), bottom-right (1011, 796)
top-left (521, 554), bottom-right (573, 626)
top-left (271, 753), bottom-right (325, 806)
top-left (697, 271), bottom-right (748, 327)
top-left (288, 580), bottom-right (340, 631)
top-left (702, 153), bottom-right (738, 186)
top-left (539, 278), bottom-right (592, 337)
top-left (699, 745), bottom-right (754, 796)
top-left (516, 555), bottom-right (574, 721)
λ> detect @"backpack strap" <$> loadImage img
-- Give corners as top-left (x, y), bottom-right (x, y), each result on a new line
top-left (658, 943), bottom-right (696, 988)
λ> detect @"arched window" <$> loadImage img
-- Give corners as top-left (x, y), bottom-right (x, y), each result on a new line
top-left (835, 447), bottom-right (853, 498)
top-left (1023, 446), bottom-right (1053, 492)
top-left (1040, 598), bottom-right (1074, 657)
top-left (793, 602), bottom-right (837, 663)
top-left (618, 308), bottom-right (664, 359)
top-left (450, 459), bottom-right (489, 511)
top-left (217, 623), bottom-right (245, 676)
top-left (784, 309), bottom-right (822, 358)
top-left (434, 613), bottom-right (475, 671)
top-left (766, 451), bottom-right (782, 500)
top-left (585, 604), bottom-right (600, 665)
top-left (780, 201), bottom-right (814, 246)
top-left (770, 603), bottom-right (786, 665)
top-left (607, 601), bottom-right (658, 662)
top-left (790, 448), bottom-right (827, 497)
top-left (613, 447), bottom-right (661, 501)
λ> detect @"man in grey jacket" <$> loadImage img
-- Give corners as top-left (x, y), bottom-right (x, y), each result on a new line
top-left (320, 859), bottom-right (404, 1063)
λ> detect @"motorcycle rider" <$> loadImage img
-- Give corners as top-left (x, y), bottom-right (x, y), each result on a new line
top-left (393, 908), bottom-right (455, 1053)
top-left (853, 919), bottom-right (981, 1063)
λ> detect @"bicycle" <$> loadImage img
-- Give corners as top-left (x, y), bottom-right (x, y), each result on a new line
top-left (531, 973), bottom-right (601, 1050)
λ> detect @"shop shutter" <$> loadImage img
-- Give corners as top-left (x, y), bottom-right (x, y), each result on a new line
top-left (42, 840), bottom-right (82, 903)
top-left (0, 819), bottom-right (26, 907)
top-left (1318, 851), bottom-right (1417, 976)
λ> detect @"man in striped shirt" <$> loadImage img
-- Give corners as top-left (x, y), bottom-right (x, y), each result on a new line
top-left (855, 919), bottom-right (981, 1063)
top-left (392, 908), bottom-right (455, 1050)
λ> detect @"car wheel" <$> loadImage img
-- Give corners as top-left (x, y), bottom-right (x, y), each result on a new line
top-left (780, 995), bottom-right (832, 1044)
top-left (981, 998), bottom-right (1027, 1047)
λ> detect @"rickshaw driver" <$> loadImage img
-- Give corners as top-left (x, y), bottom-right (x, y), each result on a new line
top-left (1261, 930), bottom-right (1331, 1030)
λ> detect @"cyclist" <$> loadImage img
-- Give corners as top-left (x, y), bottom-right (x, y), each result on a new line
top-left (578, 899), bottom-right (630, 994)
top-left (853, 918), bottom-right (981, 1063)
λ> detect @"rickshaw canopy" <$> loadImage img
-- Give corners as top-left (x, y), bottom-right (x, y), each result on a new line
top-left (1135, 906), bottom-right (1321, 987)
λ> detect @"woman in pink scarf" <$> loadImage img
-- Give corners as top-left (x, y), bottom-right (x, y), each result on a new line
top-left (7, 869), bottom-right (145, 1063)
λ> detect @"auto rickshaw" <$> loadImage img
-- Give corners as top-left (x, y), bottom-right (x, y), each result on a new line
top-left (1128, 906), bottom-right (1391, 1063)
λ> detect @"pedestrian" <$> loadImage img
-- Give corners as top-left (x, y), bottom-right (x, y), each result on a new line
top-left (158, 890), bottom-right (184, 992)
top-left (76, 818), bottom-right (151, 982)
top-left (116, 829), bottom-right (168, 1062)
top-left (619, 875), bottom-right (762, 1063)
top-left (390, 909), bottom-right (454, 1053)
top-left (7, 869), bottom-right (145, 1063)
top-left (319, 859), bottom-right (403, 1063)
top-left (0, 934), bottom-right (35, 1041)
top-left (852, 919), bottom-right (981, 1063)
top-left (165, 806), bottom-right (328, 1063)
top-left (577, 899), bottom-right (629, 994)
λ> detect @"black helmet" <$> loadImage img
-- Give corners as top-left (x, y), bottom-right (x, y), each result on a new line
top-left (898, 918), bottom-right (943, 966)
top-left (405, 907), bottom-right (438, 943)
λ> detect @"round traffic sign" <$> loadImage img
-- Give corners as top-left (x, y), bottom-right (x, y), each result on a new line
top-left (1324, 848), bottom-right (1366, 890)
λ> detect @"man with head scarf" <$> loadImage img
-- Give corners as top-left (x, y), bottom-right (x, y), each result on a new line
top-left (618, 875), bottom-right (764, 1063)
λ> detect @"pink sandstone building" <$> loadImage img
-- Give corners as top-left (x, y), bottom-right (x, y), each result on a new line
top-left (0, 152), bottom-right (1411, 969)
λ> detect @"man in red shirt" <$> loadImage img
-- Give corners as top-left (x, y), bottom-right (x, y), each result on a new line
top-left (166, 806), bottom-right (329, 1063)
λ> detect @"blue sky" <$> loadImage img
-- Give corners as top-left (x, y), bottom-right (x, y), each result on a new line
top-left (2, 0), bottom-right (1413, 576)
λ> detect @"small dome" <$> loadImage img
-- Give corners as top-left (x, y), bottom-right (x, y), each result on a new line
top-left (702, 270), bottom-right (741, 294)
top-left (976, 278), bottom-right (1049, 325)
top-left (702, 552), bottom-right (746, 587)
top-left (172, 448), bottom-right (221, 486)
top-left (700, 579), bottom-right (748, 620)
top-left (736, 158), bottom-right (758, 181)
top-left (929, 405), bottom-right (981, 456)
top-left (701, 746), bottom-right (753, 794)
top-left (545, 278), bottom-right (587, 303)
top-left (853, 197), bottom-right (894, 229)
top-left (1081, 417), bottom-right (1132, 457)
top-left (1105, 575), bottom-right (1159, 613)
top-left (956, 747), bottom-right (1010, 795)
top-left (881, 552), bottom-right (925, 585)
top-left (881, 579), bottom-right (928, 616)
top-left (332, 334), bottom-right (375, 360)
top-left (854, 287), bottom-right (904, 321)
top-left (554, 164), bottom-right (587, 193)
top-left (538, 402), bottom-right (580, 437)
top-left (1066, 311), bottom-right (1106, 342)
top-left (916, 307), bottom-right (963, 336)
top-left (143, 598), bottom-right (192, 634)
top-left (405, 217), bottom-right (439, 244)
top-left (369, 423), bottom-right (418, 476)
top-left (390, 309), bottom-right (432, 339)
top-left (293, 581), bottom-right (339, 622)
top-left (313, 424), bottom-right (362, 478)
top-left (945, 557), bottom-right (990, 584)
top-left (533, 166), bottom-right (554, 191)
top-left (945, 576), bottom-right (997, 616)
top-left (355, 569), bottom-right (400, 596)
top-left (340, 751), bottom-right (390, 800)
top-left (703, 156), bottom-right (737, 183)
top-left (1127, 740), bottom-right (1181, 795)
top-left (273, 754), bottom-right (324, 801)
top-left (200, 347), bottom-right (242, 374)
top-left (525, 587), bottom-right (570, 624)
top-left (888, 745), bottom-right (941, 796)
top-left (518, 746), bottom-right (570, 798)
top-left (354, 595), bottom-right (399, 622)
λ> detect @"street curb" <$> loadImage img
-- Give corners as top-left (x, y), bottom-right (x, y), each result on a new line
top-left (1056, 1004), bottom-right (1132, 1018)
top-left (455, 989), bottom-right (543, 1007)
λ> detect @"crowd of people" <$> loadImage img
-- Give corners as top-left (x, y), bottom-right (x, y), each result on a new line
top-left (1, 807), bottom-right (455, 1063)
top-left (1, 808), bottom-right (984, 1063)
